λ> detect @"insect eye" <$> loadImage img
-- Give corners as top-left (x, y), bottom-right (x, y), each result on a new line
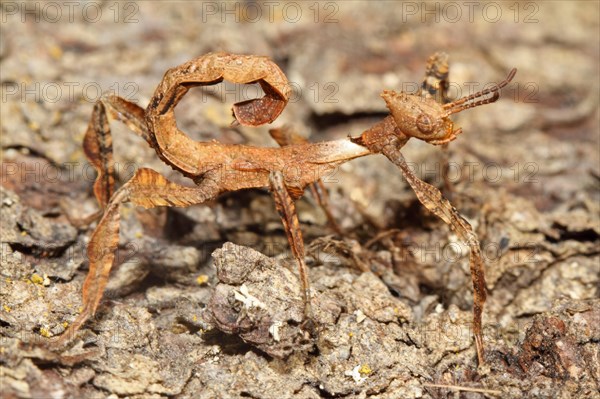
top-left (416, 114), bottom-right (433, 134)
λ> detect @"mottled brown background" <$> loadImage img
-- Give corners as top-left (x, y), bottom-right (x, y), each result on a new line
top-left (1, 1), bottom-right (598, 398)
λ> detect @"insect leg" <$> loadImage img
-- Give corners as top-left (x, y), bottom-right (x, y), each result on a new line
top-left (420, 52), bottom-right (454, 195)
top-left (381, 143), bottom-right (487, 365)
top-left (269, 171), bottom-right (313, 320)
top-left (269, 126), bottom-right (344, 235)
top-left (52, 168), bottom-right (219, 347)
top-left (68, 95), bottom-right (150, 226)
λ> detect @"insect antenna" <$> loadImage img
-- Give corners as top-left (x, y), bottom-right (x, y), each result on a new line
top-left (443, 68), bottom-right (517, 116)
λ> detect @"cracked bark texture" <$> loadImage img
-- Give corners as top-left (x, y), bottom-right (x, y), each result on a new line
top-left (1, 2), bottom-right (598, 398)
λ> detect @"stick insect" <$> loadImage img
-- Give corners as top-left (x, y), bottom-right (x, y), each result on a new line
top-left (55, 52), bottom-right (516, 365)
